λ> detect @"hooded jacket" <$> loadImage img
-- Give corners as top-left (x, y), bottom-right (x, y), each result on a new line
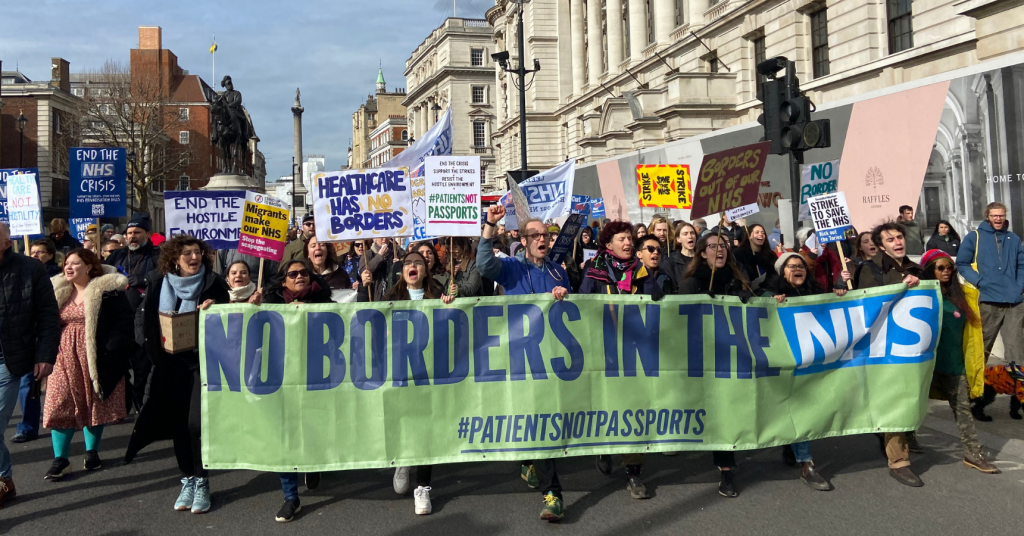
top-left (477, 236), bottom-right (569, 296)
top-left (956, 221), bottom-right (1024, 304)
top-left (0, 251), bottom-right (61, 377)
top-left (926, 233), bottom-right (960, 256)
top-left (51, 266), bottom-right (136, 399)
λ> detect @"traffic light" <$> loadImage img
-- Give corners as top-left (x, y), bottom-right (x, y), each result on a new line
top-left (757, 79), bottom-right (785, 155)
top-left (755, 57), bottom-right (830, 154)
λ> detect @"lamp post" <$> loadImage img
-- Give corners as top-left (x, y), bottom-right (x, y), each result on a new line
top-left (431, 102), bottom-right (441, 123)
top-left (16, 110), bottom-right (28, 167)
top-left (493, 0), bottom-right (540, 183)
top-left (127, 151), bottom-right (137, 218)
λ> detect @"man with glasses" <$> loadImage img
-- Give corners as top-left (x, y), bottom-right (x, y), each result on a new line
top-left (855, 221), bottom-right (925, 488)
top-left (283, 214), bottom-right (317, 262)
top-left (957, 203), bottom-right (1024, 382)
top-left (477, 205), bottom-right (570, 522)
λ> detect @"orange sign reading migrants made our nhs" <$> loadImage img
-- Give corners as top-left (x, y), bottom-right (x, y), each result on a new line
top-left (689, 141), bottom-right (770, 219)
top-left (636, 164), bottom-right (692, 209)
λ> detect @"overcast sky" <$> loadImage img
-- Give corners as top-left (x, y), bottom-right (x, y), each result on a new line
top-left (2, 0), bottom-right (490, 182)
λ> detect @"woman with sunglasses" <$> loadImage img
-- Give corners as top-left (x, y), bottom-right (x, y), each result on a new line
top-left (920, 249), bottom-right (999, 474)
top-left (124, 235), bottom-right (229, 515)
top-left (367, 251), bottom-right (454, 516)
top-left (758, 252), bottom-right (846, 491)
top-left (262, 258), bottom-right (332, 522)
top-left (678, 233), bottom-right (752, 498)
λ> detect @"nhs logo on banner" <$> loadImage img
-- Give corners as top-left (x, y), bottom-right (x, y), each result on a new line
top-left (69, 147), bottom-right (127, 218)
top-left (776, 287), bottom-right (939, 375)
top-left (82, 162), bottom-right (116, 179)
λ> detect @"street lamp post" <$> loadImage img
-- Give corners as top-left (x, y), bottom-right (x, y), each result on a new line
top-left (432, 102), bottom-right (441, 124)
top-left (16, 110), bottom-right (28, 167)
top-left (127, 151), bottom-right (137, 218)
top-left (493, 0), bottom-right (540, 183)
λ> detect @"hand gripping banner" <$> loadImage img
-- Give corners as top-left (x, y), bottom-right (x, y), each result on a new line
top-left (201, 282), bottom-right (940, 472)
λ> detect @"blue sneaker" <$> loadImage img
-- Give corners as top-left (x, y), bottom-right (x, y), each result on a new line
top-left (174, 477), bottom-right (196, 511)
top-left (191, 477), bottom-right (211, 514)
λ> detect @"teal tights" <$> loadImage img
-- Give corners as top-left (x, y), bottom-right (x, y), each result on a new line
top-left (51, 426), bottom-right (104, 459)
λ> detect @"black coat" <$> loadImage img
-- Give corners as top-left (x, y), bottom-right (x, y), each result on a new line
top-left (264, 272), bottom-right (334, 304)
top-left (733, 243), bottom-right (778, 285)
top-left (124, 267), bottom-right (230, 464)
top-left (51, 268), bottom-right (137, 399)
top-left (663, 250), bottom-right (693, 292)
top-left (0, 251), bottom-right (60, 377)
top-left (926, 234), bottom-right (960, 256)
top-left (105, 241), bottom-right (161, 309)
top-left (758, 273), bottom-right (827, 299)
top-left (49, 232), bottom-right (83, 255)
top-left (42, 259), bottom-right (61, 277)
top-left (677, 262), bottom-right (751, 299)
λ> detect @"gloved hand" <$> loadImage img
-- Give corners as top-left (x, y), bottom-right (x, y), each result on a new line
top-left (738, 289), bottom-right (753, 304)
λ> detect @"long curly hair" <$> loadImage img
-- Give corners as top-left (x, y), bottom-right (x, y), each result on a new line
top-left (157, 235), bottom-right (214, 275)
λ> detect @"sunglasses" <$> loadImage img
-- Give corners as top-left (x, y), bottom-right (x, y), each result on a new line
top-left (286, 269), bottom-right (310, 279)
top-left (641, 245), bottom-right (662, 254)
top-left (936, 265), bottom-right (955, 272)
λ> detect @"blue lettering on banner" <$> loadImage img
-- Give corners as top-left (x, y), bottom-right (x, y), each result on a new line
top-left (164, 191), bottom-right (245, 249)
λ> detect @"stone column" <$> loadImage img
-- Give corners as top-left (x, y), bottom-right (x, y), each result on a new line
top-left (655, 0), bottom-right (675, 45)
top-left (628, 0), bottom-right (647, 62)
top-left (607, 0), bottom-right (624, 73)
top-left (587, 0), bottom-right (605, 85)
top-left (291, 88), bottom-right (308, 221)
top-left (689, 0), bottom-right (710, 30)
top-left (571, 0), bottom-right (586, 95)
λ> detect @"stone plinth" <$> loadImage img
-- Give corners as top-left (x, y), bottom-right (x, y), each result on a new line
top-left (201, 173), bottom-right (261, 191)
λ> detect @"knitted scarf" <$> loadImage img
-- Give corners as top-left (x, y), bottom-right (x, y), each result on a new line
top-left (584, 249), bottom-right (640, 292)
top-left (160, 266), bottom-right (206, 313)
top-left (228, 282), bottom-right (256, 303)
top-left (283, 281), bottom-right (322, 303)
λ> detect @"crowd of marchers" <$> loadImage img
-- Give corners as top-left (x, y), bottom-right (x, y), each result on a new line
top-left (1, 200), bottom-right (1022, 524)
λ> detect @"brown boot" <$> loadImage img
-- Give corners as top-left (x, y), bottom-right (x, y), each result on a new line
top-left (0, 476), bottom-right (16, 508)
top-left (889, 466), bottom-right (924, 487)
top-left (964, 452), bottom-right (1001, 474)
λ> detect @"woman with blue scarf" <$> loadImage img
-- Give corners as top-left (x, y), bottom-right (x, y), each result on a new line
top-left (124, 235), bottom-right (229, 515)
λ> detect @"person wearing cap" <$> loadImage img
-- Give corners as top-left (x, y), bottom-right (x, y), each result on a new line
top-left (104, 214), bottom-right (161, 412)
top-left (282, 215), bottom-right (317, 263)
top-left (759, 251), bottom-right (848, 491)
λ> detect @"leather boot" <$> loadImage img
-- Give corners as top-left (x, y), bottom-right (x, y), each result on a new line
top-left (800, 462), bottom-right (832, 491)
top-left (0, 477), bottom-right (16, 508)
top-left (964, 451), bottom-right (1001, 474)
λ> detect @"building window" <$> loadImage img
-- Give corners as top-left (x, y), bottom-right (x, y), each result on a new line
top-left (179, 131), bottom-right (190, 144)
top-left (99, 103), bottom-right (115, 115)
top-left (71, 87), bottom-right (84, 97)
top-left (179, 107), bottom-right (189, 121)
top-left (887, 0), bottom-right (913, 54)
top-left (151, 180), bottom-right (164, 193)
top-left (53, 112), bottom-right (62, 134)
top-left (811, 9), bottom-right (831, 78)
top-left (473, 122), bottom-right (487, 147)
top-left (471, 48), bottom-right (484, 66)
top-left (706, 53), bottom-right (719, 74)
top-left (646, 0), bottom-right (655, 44)
top-left (92, 87), bottom-right (111, 97)
top-left (178, 175), bottom-right (190, 191)
top-left (675, 0), bottom-right (684, 27)
top-left (753, 36), bottom-right (766, 84)
top-left (472, 86), bottom-right (486, 104)
top-left (401, 130), bottom-right (408, 141)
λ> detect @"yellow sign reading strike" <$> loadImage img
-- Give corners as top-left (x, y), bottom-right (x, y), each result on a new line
top-left (636, 164), bottom-right (692, 209)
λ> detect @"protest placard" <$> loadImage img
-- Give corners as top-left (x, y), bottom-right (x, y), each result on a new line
top-left (636, 164), bottom-right (692, 209)
top-left (590, 197), bottom-right (606, 219)
top-left (689, 141), bottom-right (770, 219)
top-left (164, 191), bottom-right (245, 249)
top-left (725, 202), bottom-right (759, 222)
top-left (387, 107), bottom-right (452, 242)
top-left (69, 147), bottom-right (127, 218)
top-left (800, 159), bottom-right (840, 221)
top-left (506, 180), bottom-right (532, 231)
top-left (547, 196), bottom-right (591, 265)
top-left (70, 218), bottom-right (93, 242)
top-left (425, 156), bottom-right (480, 236)
top-left (502, 160), bottom-right (576, 231)
top-left (807, 192), bottom-right (853, 244)
top-left (238, 192), bottom-right (290, 263)
top-left (583, 248), bottom-right (598, 264)
top-left (0, 168), bottom-right (42, 240)
top-left (7, 173), bottom-right (42, 238)
top-left (312, 168), bottom-right (413, 242)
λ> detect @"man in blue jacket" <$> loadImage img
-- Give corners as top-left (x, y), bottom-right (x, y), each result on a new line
top-left (956, 202), bottom-right (1024, 372)
top-left (477, 204), bottom-right (569, 522)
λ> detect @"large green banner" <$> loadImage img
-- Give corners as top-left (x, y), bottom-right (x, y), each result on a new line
top-left (200, 282), bottom-right (940, 472)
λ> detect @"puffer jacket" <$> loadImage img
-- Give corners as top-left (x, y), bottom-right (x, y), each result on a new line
top-left (956, 221), bottom-right (1024, 304)
top-left (0, 251), bottom-right (61, 377)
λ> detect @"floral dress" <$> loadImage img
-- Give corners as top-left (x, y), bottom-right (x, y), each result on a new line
top-left (42, 300), bottom-right (127, 429)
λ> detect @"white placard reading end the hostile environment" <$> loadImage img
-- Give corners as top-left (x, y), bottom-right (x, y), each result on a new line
top-left (807, 192), bottom-right (853, 244)
top-left (425, 156), bottom-right (480, 236)
top-left (7, 173), bottom-right (42, 237)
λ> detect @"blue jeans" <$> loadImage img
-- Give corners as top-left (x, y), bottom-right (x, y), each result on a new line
top-left (1, 359), bottom-right (23, 479)
top-left (279, 473), bottom-right (299, 501)
top-left (791, 441), bottom-right (813, 463)
top-left (17, 372), bottom-right (40, 436)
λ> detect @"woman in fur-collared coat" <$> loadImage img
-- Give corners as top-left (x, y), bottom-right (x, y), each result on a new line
top-left (42, 248), bottom-right (135, 481)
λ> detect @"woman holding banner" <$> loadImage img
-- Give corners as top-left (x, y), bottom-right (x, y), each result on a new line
top-left (304, 237), bottom-right (354, 299)
top-left (368, 251), bottom-right (454, 516)
top-left (433, 237), bottom-right (482, 298)
top-left (225, 261), bottom-right (262, 304)
top-left (125, 235), bottom-right (229, 515)
top-left (733, 224), bottom-right (778, 290)
top-left (678, 233), bottom-right (752, 498)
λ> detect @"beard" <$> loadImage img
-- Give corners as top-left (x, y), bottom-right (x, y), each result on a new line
top-left (128, 242), bottom-right (142, 251)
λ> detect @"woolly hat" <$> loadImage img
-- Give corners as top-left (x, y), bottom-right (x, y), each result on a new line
top-left (920, 249), bottom-right (952, 268)
top-left (774, 251), bottom-right (806, 274)
top-left (100, 224), bottom-right (114, 234)
top-left (126, 213), bottom-right (152, 233)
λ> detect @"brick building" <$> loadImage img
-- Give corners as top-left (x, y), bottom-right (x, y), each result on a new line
top-left (367, 115), bottom-right (409, 168)
top-left (351, 69), bottom-right (407, 169)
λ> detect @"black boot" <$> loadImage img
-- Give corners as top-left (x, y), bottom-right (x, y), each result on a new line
top-left (625, 465), bottom-right (648, 499)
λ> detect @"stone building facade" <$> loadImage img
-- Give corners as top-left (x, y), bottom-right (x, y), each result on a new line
top-left (351, 69), bottom-right (407, 169)
top-left (403, 17), bottom-right (500, 191)
top-left (485, 0), bottom-right (1024, 176)
top-left (368, 116), bottom-right (409, 168)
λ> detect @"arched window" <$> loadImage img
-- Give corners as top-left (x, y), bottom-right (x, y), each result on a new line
top-left (401, 130), bottom-right (409, 141)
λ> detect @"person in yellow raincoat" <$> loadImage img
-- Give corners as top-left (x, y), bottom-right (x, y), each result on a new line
top-left (921, 249), bottom-right (999, 474)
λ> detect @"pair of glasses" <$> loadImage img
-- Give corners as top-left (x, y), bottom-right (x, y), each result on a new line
top-left (706, 243), bottom-right (724, 250)
top-left (286, 269), bottom-right (310, 279)
top-left (179, 251), bottom-right (202, 258)
top-left (404, 260), bottom-right (426, 268)
top-left (641, 246), bottom-right (662, 254)
top-left (784, 264), bottom-right (806, 271)
top-left (524, 233), bottom-right (547, 241)
top-left (936, 265), bottom-right (955, 272)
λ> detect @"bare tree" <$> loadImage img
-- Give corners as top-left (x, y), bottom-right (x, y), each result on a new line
top-left (77, 60), bottom-right (193, 212)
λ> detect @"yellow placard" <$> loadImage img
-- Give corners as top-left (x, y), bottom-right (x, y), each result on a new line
top-left (636, 165), bottom-right (692, 209)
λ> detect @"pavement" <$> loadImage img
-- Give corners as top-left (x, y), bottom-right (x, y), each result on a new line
top-left (3, 393), bottom-right (1024, 536)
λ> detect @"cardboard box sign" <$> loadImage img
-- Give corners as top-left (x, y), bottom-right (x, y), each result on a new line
top-left (159, 311), bottom-right (198, 354)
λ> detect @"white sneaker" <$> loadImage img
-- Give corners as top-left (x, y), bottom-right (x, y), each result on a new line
top-left (414, 486), bottom-right (432, 515)
top-left (393, 466), bottom-right (411, 494)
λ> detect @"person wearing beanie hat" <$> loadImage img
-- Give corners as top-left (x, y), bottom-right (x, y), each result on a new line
top-left (101, 224), bottom-right (115, 240)
top-left (920, 249), bottom-right (999, 474)
top-left (126, 214), bottom-right (152, 233)
top-left (759, 248), bottom-right (851, 491)
top-left (282, 214), bottom-right (317, 262)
